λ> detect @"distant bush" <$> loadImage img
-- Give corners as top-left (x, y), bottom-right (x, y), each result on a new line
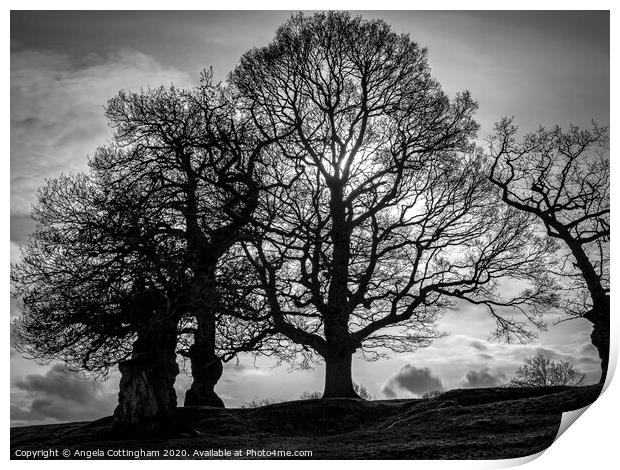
top-left (299, 383), bottom-right (374, 400)
top-left (353, 383), bottom-right (374, 400)
top-left (421, 390), bottom-right (443, 399)
top-left (240, 397), bottom-right (279, 408)
top-left (509, 353), bottom-right (586, 387)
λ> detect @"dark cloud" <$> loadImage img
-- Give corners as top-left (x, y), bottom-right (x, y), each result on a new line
top-left (16, 364), bottom-right (97, 404)
top-left (461, 368), bottom-right (507, 388)
top-left (11, 364), bottom-right (117, 425)
top-left (478, 353), bottom-right (494, 360)
top-left (469, 340), bottom-right (488, 351)
top-left (382, 365), bottom-right (444, 398)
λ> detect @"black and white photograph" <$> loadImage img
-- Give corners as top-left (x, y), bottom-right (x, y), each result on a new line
top-left (8, 7), bottom-right (612, 461)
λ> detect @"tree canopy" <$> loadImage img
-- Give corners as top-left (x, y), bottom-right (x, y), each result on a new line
top-left (12, 172), bottom-right (188, 377)
top-left (231, 12), bottom-right (557, 397)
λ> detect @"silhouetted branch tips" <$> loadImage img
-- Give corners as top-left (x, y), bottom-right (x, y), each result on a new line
top-left (508, 353), bottom-right (586, 387)
top-left (231, 11), bottom-right (559, 396)
top-left (488, 118), bottom-right (609, 382)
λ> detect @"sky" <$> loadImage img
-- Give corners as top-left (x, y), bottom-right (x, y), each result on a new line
top-left (10, 10), bottom-right (609, 426)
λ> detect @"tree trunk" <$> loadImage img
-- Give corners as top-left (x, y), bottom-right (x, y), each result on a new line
top-left (565, 238), bottom-right (609, 385)
top-left (184, 312), bottom-right (225, 407)
top-left (111, 320), bottom-right (179, 437)
top-left (586, 296), bottom-right (610, 384)
top-left (323, 349), bottom-right (359, 398)
top-left (321, 182), bottom-right (359, 399)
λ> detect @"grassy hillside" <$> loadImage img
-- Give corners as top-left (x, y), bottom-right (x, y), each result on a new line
top-left (11, 384), bottom-right (601, 459)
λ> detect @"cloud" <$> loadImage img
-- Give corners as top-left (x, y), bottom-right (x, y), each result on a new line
top-left (469, 340), bottom-right (488, 351)
top-left (11, 364), bottom-right (117, 426)
top-left (382, 365), bottom-right (444, 398)
top-left (397, 326), bottom-right (602, 387)
top-left (220, 360), bottom-right (268, 381)
top-left (578, 342), bottom-right (598, 356)
top-left (10, 213), bottom-right (35, 244)
top-left (10, 45), bottom-right (193, 217)
top-left (227, 362), bottom-right (267, 376)
top-left (461, 368), bottom-right (507, 388)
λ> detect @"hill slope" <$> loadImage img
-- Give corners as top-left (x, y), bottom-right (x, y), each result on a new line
top-left (11, 384), bottom-right (602, 459)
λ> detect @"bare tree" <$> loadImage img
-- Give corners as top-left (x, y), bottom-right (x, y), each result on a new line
top-left (100, 74), bottom-right (280, 406)
top-left (489, 118), bottom-right (609, 383)
top-left (509, 353), bottom-right (586, 387)
top-left (12, 76), bottom-right (282, 434)
top-left (12, 173), bottom-right (188, 436)
top-left (232, 12), bottom-right (557, 398)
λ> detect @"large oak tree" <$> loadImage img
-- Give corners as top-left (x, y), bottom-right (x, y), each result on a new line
top-left (232, 12), bottom-right (557, 398)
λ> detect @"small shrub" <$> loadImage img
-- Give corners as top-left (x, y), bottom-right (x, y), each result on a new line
top-left (353, 383), bottom-right (374, 400)
top-left (299, 383), bottom-right (374, 400)
top-left (299, 391), bottom-right (323, 400)
top-left (421, 390), bottom-right (443, 399)
top-left (240, 397), bottom-right (278, 408)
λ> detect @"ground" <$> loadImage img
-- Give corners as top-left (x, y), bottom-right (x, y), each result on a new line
top-left (11, 384), bottom-right (602, 460)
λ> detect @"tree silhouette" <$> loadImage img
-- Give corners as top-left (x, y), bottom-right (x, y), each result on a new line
top-left (12, 173), bottom-right (189, 435)
top-left (232, 12), bottom-right (557, 398)
top-left (508, 353), bottom-right (586, 387)
top-left (489, 118), bottom-right (609, 383)
top-left (99, 74), bottom-right (280, 406)
top-left (12, 77), bottom-right (282, 434)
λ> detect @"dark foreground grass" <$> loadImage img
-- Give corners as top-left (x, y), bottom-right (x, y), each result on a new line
top-left (11, 384), bottom-right (601, 460)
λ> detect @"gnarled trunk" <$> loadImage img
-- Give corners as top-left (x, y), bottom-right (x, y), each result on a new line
top-left (184, 312), bottom-right (225, 407)
top-left (566, 239), bottom-right (609, 385)
top-left (184, 350), bottom-right (224, 407)
top-left (586, 296), bottom-right (610, 384)
top-left (112, 320), bottom-right (179, 437)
